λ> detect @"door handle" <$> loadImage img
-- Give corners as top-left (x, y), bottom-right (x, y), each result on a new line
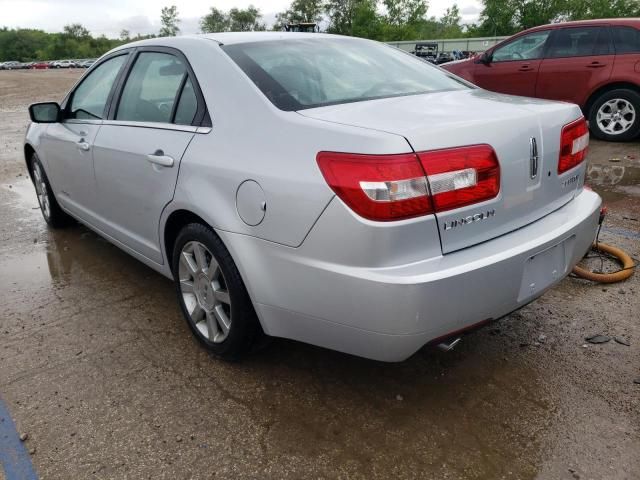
top-left (518, 66), bottom-right (534, 72)
top-left (146, 150), bottom-right (174, 168)
top-left (586, 62), bottom-right (606, 68)
top-left (76, 140), bottom-right (90, 151)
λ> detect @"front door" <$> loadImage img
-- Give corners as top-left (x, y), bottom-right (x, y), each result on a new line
top-left (40, 53), bottom-right (129, 220)
top-left (474, 29), bottom-right (551, 97)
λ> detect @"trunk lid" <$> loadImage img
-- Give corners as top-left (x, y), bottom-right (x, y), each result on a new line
top-left (300, 89), bottom-right (587, 253)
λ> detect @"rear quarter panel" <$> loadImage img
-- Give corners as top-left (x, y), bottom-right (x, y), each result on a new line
top-left (163, 39), bottom-right (412, 249)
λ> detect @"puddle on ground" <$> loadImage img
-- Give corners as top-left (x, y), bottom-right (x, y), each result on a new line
top-left (586, 164), bottom-right (640, 204)
top-left (0, 178), bottom-right (155, 290)
top-left (587, 164), bottom-right (640, 187)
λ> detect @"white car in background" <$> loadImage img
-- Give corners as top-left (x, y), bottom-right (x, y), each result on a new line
top-left (0, 61), bottom-right (20, 70)
top-left (51, 60), bottom-right (76, 68)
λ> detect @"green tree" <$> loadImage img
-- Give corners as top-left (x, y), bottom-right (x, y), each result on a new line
top-left (325, 0), bottom-right (379, 36)
top-left (470, 0), bottom-right (639, 36)
top-left (63, 23), bottom-right (91, 40)
top-left (159, 5), bottom-right (180, 37)
top-left (201, 7), bottom-right (229, 33)
top-left (438, 4), bottom-right (463, 38)
top-left (275, 0), bottom-right (324, 29)
top-left (228, 5), bottom-right (266, 31)
top-left (383, 0), bottom-right (428, 26)
top-left (564, 0), bottom-right (640, 19)
top-left (120, 29), bottom-right (130, 41)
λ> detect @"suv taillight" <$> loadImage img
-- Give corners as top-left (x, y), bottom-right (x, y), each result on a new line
top-left (558, 117), bottom-right (589, 174)
top-left (317, 145), bottom-right (500, 221)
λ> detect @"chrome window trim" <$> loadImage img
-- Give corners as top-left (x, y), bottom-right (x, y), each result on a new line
top-left (100, 119), bottom-right (202, 133)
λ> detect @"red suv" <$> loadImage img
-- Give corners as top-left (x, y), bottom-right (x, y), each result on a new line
top-left (443, 19), bottom-right (640, 142)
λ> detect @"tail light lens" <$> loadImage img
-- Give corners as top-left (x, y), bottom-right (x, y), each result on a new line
top-left (418, 145), bottom-right (500, 212)
top-left (558, 117), bottom-right (589, 174)
top-left (316, 152), bottom-right (433, 221)
top-left (317, 144), bottom-right (501, 221)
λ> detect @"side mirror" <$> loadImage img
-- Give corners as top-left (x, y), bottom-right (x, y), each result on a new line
top-left (476, 52), bottom-right (492, 65)
top-left (29, 102), bottom-right (61, 123)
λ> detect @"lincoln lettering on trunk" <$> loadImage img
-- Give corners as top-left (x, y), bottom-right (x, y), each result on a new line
top-left (443, 210), bottom-right (496, 231)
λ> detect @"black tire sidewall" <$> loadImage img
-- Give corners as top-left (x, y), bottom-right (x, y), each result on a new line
top-left (171, 223), bottom-right (260, 360)
top-left (589, 89), bottom-right (640, 142)
top-left (30, 153), bottom-right (71, 228)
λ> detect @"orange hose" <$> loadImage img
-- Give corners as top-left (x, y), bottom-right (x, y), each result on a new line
top-left (572, 242), bottom-right (635, 283)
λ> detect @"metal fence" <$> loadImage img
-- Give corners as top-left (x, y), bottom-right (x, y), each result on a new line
top-left (387, 36), bottom-right (509, 53)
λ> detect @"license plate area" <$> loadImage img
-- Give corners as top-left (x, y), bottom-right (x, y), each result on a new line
top-left (518, 236), bottom-right (574, 301)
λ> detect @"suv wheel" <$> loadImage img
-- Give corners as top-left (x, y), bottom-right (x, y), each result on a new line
top-left (589, 89), bottom-right (640, 142)
top-left (172, 223), bottom-right (261, 360)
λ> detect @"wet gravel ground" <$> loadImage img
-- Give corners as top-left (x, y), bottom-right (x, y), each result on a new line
top-left (1, 69), bottom-right (639, 480)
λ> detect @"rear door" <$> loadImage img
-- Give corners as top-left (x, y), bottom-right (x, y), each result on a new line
top-left (92, 48), bottom-right (208, 264)
top-left (473, 29), bottom-right (551, 97)
top-left (537, 25), bottom-right (614, 106)
top-left (611, 25), bottom-right (640, 80)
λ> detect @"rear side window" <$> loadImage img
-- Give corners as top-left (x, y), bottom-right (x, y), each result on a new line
top-left (612, 26), bottom-right (640, 54)
top-left (117, 52), bottom-right (187, 123)
top-left (69, 54), bottom-right (127, 120)
top-left (174, 77), bottom-right (198, 125)
top-left (222, 39), bottom-right (468, 111)
top-left (546, 27), bottom-right (608, 58)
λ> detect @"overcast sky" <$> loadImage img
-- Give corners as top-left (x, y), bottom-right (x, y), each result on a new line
top-left (0, 0), bottom-right (483, 38)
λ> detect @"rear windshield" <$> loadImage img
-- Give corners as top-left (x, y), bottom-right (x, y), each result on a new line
top-left (222, 38), bottom-right (470, 111)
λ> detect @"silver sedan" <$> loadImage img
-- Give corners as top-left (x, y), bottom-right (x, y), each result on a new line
top-left (24, 33), bottom-right (601, 361)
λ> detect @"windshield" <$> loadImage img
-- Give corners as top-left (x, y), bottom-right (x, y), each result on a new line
top-left (222, 38), bottom-right (469, 111)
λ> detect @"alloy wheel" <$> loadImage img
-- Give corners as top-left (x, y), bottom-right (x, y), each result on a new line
top-left (596, 98), bottom-right (636, 136)
top-left (32, 162), bottom-right (50, 219)
top-left (178, 241), bottom-right (232, 343)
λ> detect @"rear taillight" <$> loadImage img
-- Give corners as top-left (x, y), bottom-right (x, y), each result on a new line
top-left (418, 145), bottom-right (500, 212)
top-left (558, 117), bottom-right (589, 174)
top-left (317, 144), bottom-right (501, 221)
top-left (316, 152), bottom-right (433, 221)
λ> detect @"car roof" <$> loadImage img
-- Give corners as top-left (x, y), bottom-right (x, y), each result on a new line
top-left (526, 17), bottom-right (640, 32)
top-left (117, 31), bottom-right (363, 51)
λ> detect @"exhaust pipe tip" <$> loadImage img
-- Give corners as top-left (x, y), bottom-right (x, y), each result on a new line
top-left (436, 337), bottom-right (461, 352)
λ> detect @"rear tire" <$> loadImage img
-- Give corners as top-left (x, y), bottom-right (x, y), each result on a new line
top-left (172, 223), bottom-right (261, 361)
top-left (30, 153), bottom-right (73, 228)
top-left (588, 89), bottom-right (640, 142)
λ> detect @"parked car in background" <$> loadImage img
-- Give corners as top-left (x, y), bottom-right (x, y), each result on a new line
top-left (443, 18), bottom-right (640, 142)
top-left (0, 61), bottom-right (20, 70)
top-left (436, 52), bottom-right (454, 64)
top-left (412, 42), bottom-right (438, 63)
top-left (78, 59), bottom-right (96, 68)
top-left (25, 33), bottom-right (601, 362)
top-left (51, 60), bottom-right (76, 68)
top-left (31, 61), bottom-right (50, 69)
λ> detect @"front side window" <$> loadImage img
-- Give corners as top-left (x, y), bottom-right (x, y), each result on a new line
top-left (547, 27), bottom-right (608, 58)
top-left (612, 26), bottom-right (640, 54)
top-left (116, 52), bottom-right (187, 123)
top-left (222, 39), bottom-right (469, 111)
top-left (492, 31), bottom-right (550, 62)
top-left (68, 54), bottom-right (127, 120)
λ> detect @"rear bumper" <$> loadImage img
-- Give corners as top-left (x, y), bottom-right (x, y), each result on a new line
top-left (221, 189), bottom-right (601, 362)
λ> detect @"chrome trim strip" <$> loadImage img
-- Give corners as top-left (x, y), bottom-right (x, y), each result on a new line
top-left (100, 120), bottom-right (200, 133)
top-left (529, 137), bottom-right (539, 179)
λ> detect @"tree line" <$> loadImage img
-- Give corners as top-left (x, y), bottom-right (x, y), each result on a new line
top-left (1, 0), bottom-right (638, 62)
